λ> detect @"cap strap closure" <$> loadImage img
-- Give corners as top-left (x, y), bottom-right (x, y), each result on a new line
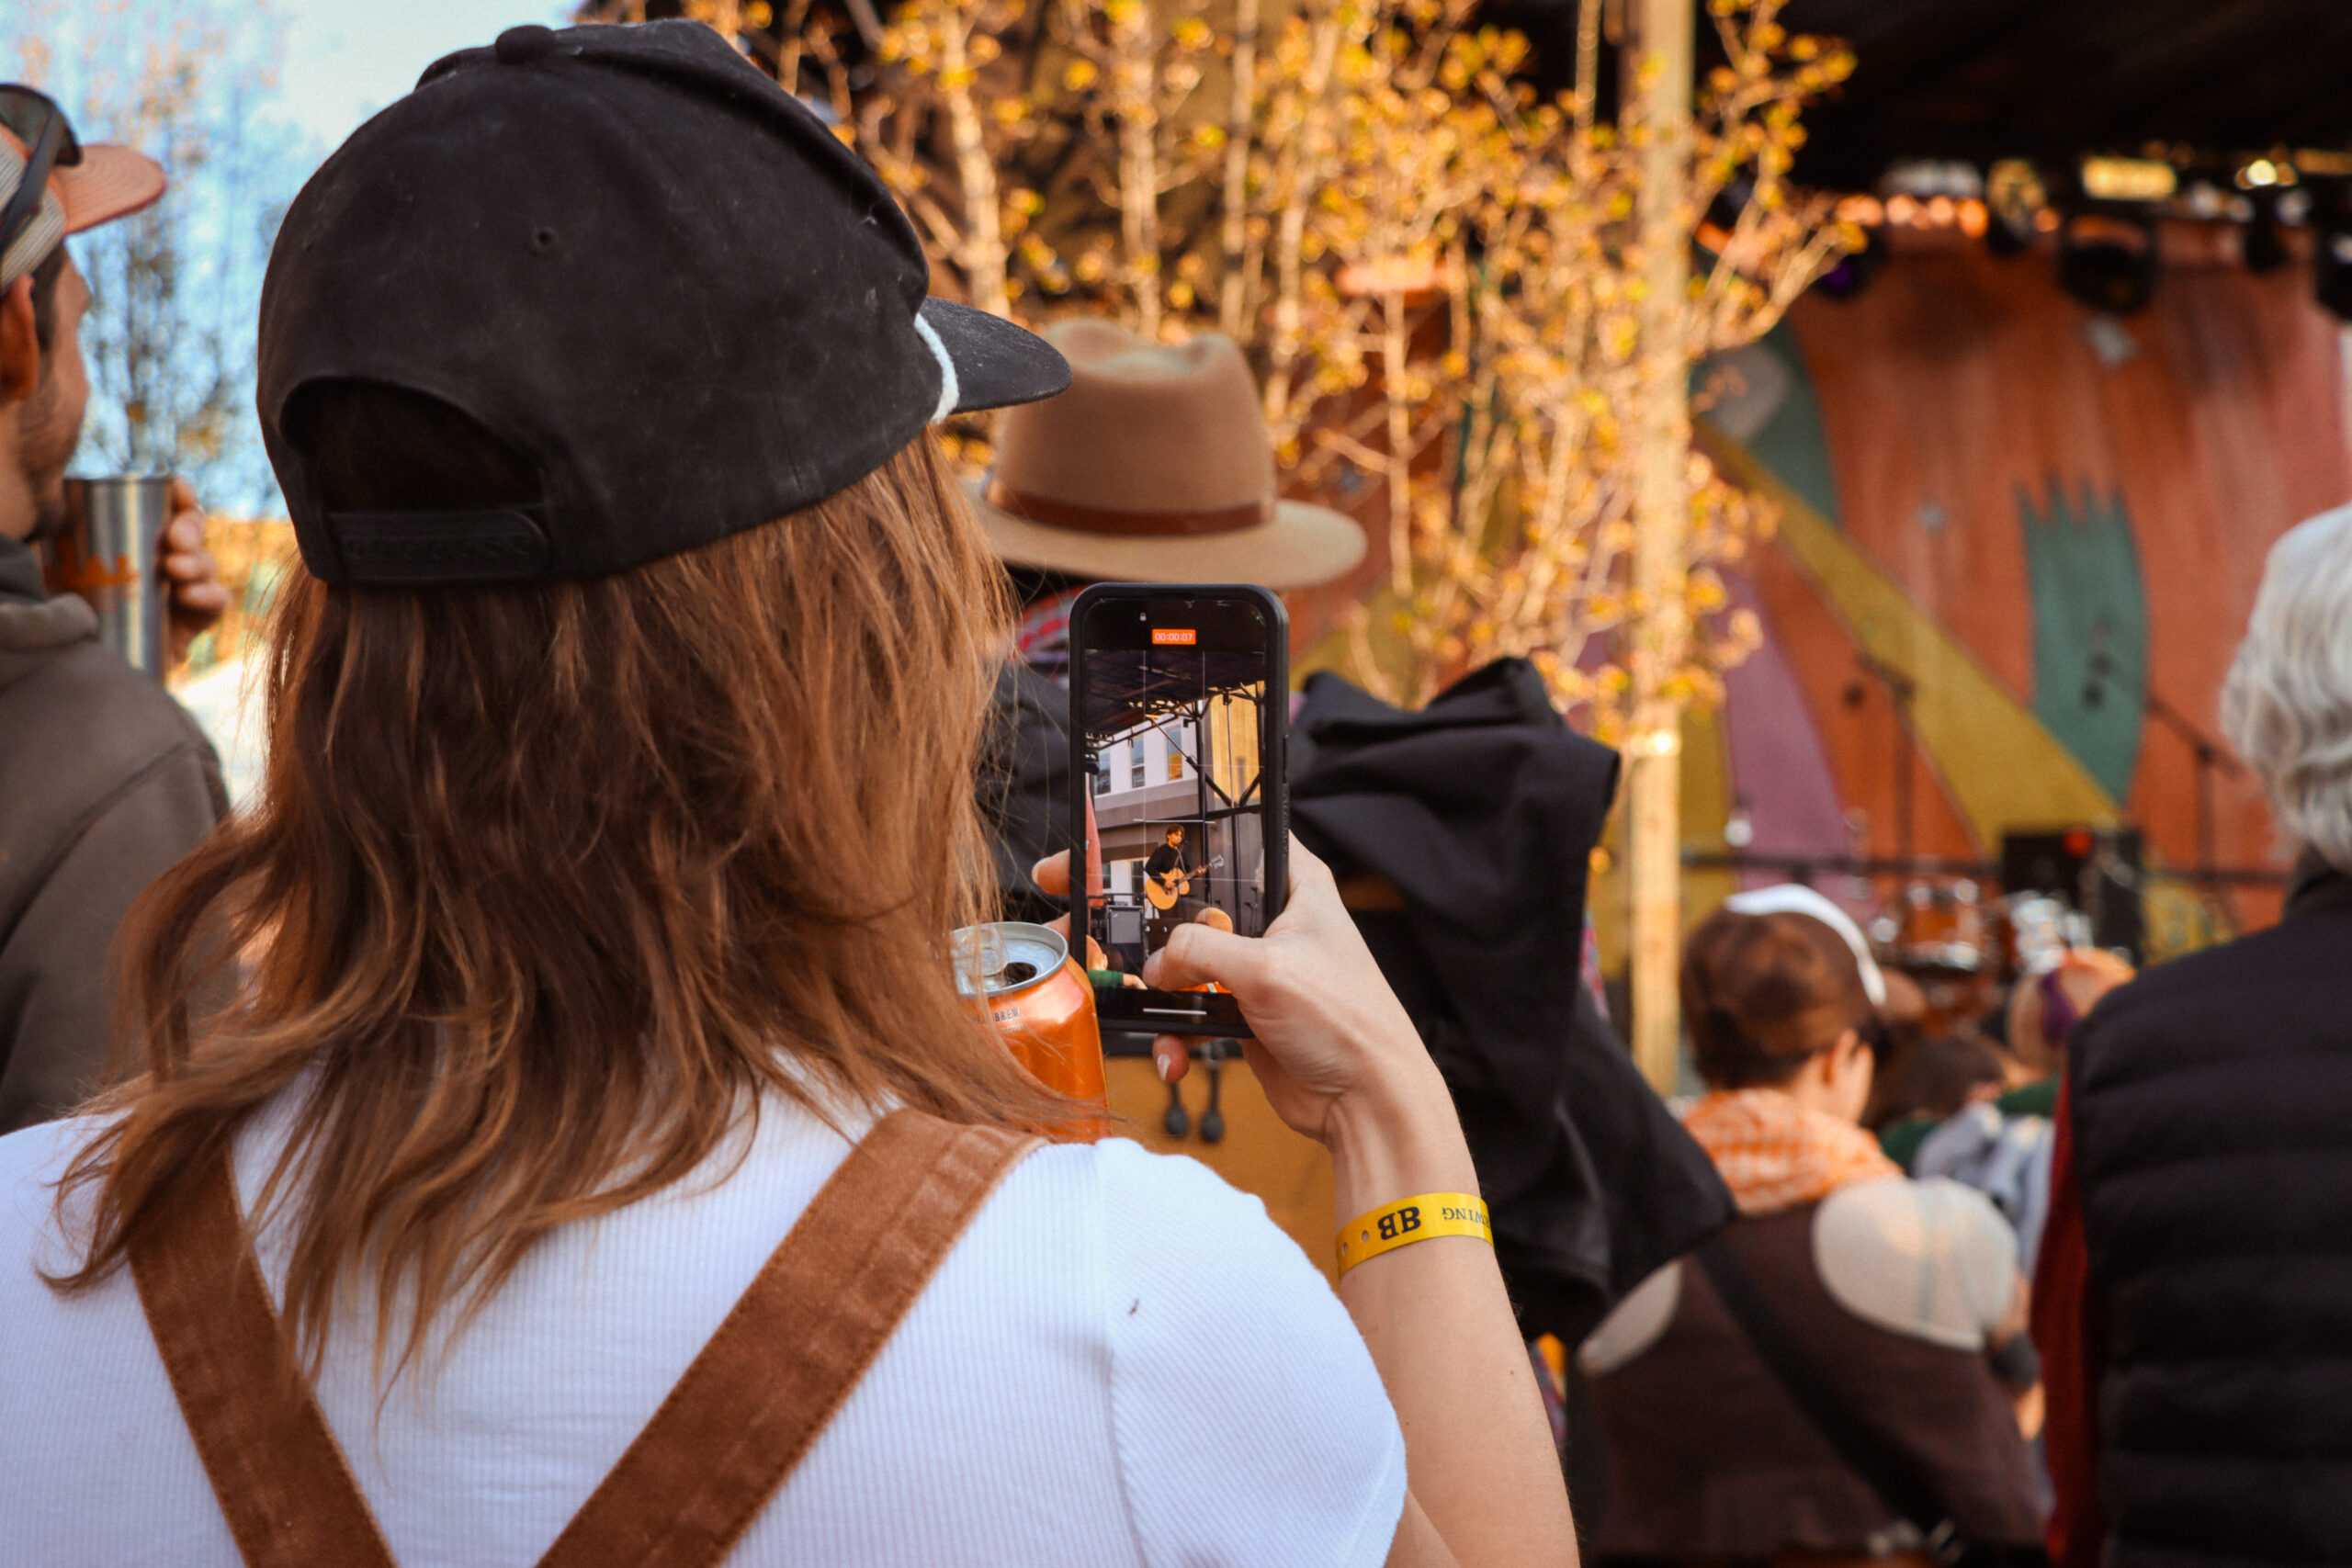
top-left (329, 507), bottom-right (552, 583)
top-left (984, 478), bottom-right (1271, 538)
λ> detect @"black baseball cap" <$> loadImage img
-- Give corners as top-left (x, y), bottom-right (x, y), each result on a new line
top-left (257, 19), bottom-right (1069, 586)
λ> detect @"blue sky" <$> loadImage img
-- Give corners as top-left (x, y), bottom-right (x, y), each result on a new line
top-left (272, 0), bottom-right (575, 156)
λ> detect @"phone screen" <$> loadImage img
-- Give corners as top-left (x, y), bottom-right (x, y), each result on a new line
top-left (1070, 586), bottom-right (1286, 1036)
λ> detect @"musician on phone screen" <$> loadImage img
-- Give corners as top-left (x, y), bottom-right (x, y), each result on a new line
top-left (1143, 823), bottom-right (1198, 946)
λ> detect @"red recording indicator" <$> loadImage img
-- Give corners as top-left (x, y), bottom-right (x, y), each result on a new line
top-left (1151, 628), bottom-right (1198, 646)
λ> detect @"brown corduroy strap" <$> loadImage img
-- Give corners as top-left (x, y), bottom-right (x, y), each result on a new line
top-left (130, 1152), bottom-right (399, 1568)
top-left (535, 1111), bottom-right (1039, 1568)
top-left (130, 1110), bottom-right (1040, 1568)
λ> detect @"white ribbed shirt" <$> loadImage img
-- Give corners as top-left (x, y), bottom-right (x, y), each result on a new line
top-left (0, 1091), bottom-right (1406, 1566)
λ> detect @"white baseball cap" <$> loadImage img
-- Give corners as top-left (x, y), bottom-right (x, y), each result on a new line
top-left (1723, 883), bottom-right (1889, 1009)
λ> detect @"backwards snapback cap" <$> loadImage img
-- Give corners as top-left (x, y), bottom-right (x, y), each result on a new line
top-left (258, 20), bottom-right (1070, 587)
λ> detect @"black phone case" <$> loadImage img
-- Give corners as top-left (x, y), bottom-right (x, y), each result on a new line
top-left (1067, 583), bottom-right (1287, 1038)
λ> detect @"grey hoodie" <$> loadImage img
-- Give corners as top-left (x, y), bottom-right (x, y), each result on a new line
top-left (0, 535), bottom-right (223, 1134)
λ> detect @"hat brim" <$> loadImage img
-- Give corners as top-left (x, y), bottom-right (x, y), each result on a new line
top-left (921, 298), bottom-right (1071, 413)
top-left (967, 476), bottom-right (1367, 590)
top-left (54, 145), bottom-right (166, 235)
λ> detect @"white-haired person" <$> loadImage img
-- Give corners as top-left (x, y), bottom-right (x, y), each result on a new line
top-left (2034, 503), bottom-right (2352, 1568)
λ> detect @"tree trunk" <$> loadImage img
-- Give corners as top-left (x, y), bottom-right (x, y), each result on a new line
top-left (1112, 1), bottom-right (1161, 335)
top-left (1626, 0), bottom-right (1693, 1093)
top-left (939, 8), bottom-right (1012, 318)
top-left (1218, 0), bottom-right (1261, 336)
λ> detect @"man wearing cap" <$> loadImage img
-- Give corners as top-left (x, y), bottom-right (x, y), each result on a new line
top-left (974, 320), bottom-right (1364, 920)
top-left (0, 87), bottom-right (231, 1133)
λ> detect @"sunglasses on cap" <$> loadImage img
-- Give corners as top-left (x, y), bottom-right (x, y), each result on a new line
top-left (0, 85), bottom-right (82, 269)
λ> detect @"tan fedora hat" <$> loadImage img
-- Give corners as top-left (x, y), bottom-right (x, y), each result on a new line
top-left (969, 319), bottom-right (1364, 589)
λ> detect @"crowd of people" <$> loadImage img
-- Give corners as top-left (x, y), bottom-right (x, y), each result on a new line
top-left (1568, 503), bottom-right (2352, 1568)
top-left (1, 16), bottom-right (2348, 1568)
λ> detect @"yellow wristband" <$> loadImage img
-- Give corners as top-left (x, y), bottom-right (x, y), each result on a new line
top-left (1335, 1192), bottom-right (1492, 1277)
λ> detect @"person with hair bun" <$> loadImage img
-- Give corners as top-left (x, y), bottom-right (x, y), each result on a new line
top-left (1578, 905), bottom-right (2044, 1565)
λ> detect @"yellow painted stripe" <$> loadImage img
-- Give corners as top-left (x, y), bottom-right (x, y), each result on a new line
top-left (1680, 697), bottom-right (1737, 929)
top-left (1702, 425), bottom-right (2122, 848)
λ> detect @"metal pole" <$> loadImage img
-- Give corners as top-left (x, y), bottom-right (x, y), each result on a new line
top-left (1627, 0), bottom-right (1696, 1094)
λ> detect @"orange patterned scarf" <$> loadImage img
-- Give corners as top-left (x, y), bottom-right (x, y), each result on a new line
top-left (1681, 1088), bottom-right (1901, 1215)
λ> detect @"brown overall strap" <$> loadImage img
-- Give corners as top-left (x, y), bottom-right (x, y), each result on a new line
top-left (129, 1152), bottom-right (399, 1568)
top-left (129, 1109), bottom-right (1039, 1568)
top-left (536, 1110), bottom-right (1039, 1568)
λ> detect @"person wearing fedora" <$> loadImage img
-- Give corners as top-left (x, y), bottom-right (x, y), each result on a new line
top-left (972, 319), bottom-right (1364, 924)
top-left (0, 85), bottom-right (230, 1134)
top-left (1, 21), bottom-right (1572, 1568)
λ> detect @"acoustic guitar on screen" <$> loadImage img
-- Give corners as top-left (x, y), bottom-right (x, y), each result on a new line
top-left (1144, 855), bottom-right (1224, 911)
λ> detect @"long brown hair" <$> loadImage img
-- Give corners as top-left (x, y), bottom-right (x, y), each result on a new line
top-left (51, 433), bottom-right (1067, 1375)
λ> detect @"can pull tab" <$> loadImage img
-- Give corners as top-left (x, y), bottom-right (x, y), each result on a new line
top-left (972, 935), bottom-right (1040, 988)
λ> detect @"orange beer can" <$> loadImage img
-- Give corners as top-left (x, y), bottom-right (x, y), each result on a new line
top-left (951, 922), bottom-right (1108, 1117)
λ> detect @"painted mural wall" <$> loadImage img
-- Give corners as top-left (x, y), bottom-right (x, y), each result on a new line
top-left (1593, 223), bottom-right (2352, 966)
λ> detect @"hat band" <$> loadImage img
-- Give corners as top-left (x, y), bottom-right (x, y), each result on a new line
top-left (985, 477), bottom-right (1271, 538)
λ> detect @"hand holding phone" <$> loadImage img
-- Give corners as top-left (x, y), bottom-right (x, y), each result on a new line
top-left (1068, 583), bottom-right (1287, 1037)
top-left (1033, 840), bottom-right (1442, 1144)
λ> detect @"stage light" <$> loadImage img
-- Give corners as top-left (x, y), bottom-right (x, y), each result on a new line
top-left (2058, 216), bottom-right (2159, 315)
top-left (2081, 156), bottom-right (2177, 203)
top-left (1984, 159), bottom-right (2047, 259)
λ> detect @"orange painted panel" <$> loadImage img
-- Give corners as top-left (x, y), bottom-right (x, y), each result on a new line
top-left (1783, 226), bottom-right (2348, 918)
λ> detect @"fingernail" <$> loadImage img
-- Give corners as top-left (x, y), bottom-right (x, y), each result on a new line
top-left (1155, 1049), bottom-right (1175, 1082)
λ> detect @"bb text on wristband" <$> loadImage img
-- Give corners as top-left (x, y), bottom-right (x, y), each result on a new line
top-left (1335, 1192), bottom-right (1492, 1277)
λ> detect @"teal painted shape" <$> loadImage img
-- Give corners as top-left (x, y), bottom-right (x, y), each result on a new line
top-left (1749, 321), bottom-right (1842, 528)
top-left (2020, 479), bottom-right (2147, 801)
top-left (1696, 321), bottom-right (1844, 527)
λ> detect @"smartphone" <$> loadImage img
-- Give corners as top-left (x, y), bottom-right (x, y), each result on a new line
top-left (1068, 583), bottom-right (1287, 1037)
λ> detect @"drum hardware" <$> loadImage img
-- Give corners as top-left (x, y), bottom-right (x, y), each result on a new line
top-left (1880, 877), bottom-right (1990, 974)
top-left (1999, 828), bottom-right (2145, 964)
top-left (1874, 878), bottom-right (1996, 1034)
top-left (1995, 893), bottom-right (2092, 981)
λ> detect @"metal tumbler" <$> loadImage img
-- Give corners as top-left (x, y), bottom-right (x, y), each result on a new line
top-left (51, 476), bottom-right (173, 676)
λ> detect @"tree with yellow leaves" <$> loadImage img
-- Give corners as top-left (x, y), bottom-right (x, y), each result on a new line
top-left (594, 0), bottom-right (1857, 1069)
top-left (1314, 0), bottom-right (1856, 727)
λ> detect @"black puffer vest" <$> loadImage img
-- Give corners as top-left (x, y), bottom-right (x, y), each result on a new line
top-left (2070, 858), bottom-right (2352, 1568)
